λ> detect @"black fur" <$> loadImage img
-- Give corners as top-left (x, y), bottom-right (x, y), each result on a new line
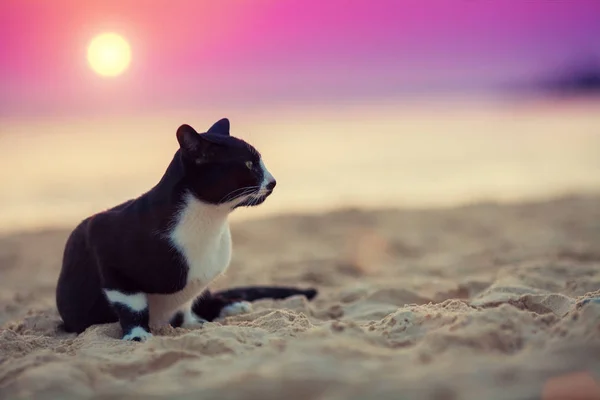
top-left (214, 286), bottom-right (318, 302)
top-left (56, 118), bottom-right (317, 337)
top-left (169, 311), bottom-right (184, 328)
top-left (111, 301), bottom-right (150, 340)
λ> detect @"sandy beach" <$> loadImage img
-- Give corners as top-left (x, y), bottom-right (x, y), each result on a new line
top-left (1, 194), bottom-right (599, 400)
top-left (3, 0), bottom-right (600, 398)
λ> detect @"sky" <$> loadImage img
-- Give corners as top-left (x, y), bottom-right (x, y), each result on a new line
top-left (1, 0), bottom-right (599, 117)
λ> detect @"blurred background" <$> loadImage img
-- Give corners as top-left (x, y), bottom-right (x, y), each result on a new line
top-left (1, 0), bottom-right (599, 233)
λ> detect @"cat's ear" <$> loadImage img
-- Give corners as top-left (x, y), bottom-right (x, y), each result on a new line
top-left (207, 118), bottom-right (230, 136)
top-left (177, 124), bottom-right (214, 164)
top-left (176, 124), bottom-right (202, 153)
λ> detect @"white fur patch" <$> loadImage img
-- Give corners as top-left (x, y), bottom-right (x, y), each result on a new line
top-left (148, 193), bottom-right (233, 327)
top-left (123, 326), bottom-right (152, 342)
top-left (104, 290), bottom-right (147, 312)
top-left (169, 193), bottom-right (232, 286)
top-left (259, 159), bottom-right (275, 189)
top-left (181, 305), bottom-right (208, 329)
top-left (219, 301), bottom-right (252, 319)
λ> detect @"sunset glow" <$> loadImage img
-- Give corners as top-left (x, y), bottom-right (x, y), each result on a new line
top-left (1, 0), bottom-right (599, 115)
top-left (86, 33), bottom-right (131, 77)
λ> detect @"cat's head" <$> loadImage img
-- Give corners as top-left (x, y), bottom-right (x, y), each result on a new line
top-left (175, 118), bottom-right (276, 209)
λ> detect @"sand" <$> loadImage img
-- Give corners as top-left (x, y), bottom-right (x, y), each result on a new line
top-left (1, 194), bottom-right (600, 400)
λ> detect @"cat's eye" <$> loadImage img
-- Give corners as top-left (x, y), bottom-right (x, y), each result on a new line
top-left (245, 161), bottom-right (253, 169)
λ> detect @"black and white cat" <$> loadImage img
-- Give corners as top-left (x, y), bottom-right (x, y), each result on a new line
top-left (56, 118), bottom-right (316, 341)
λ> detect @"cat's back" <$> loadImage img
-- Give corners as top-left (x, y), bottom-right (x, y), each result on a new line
top-left (59, 198), bottom-right (136, 275)
top-left (87, 196), bottom-right (154, 242)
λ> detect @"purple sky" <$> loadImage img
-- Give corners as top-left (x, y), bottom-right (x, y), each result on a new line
top-left (1, 0), bottom-right (599, 117)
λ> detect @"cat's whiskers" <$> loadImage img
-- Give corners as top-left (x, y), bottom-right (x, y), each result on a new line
top-left (219, 186), bottom-right (260, 204)
top-left (228, 187), bottom-right (260, 203)
top-left (228, 191), bottom-right (257, 205)
top-left (222, 185), bottom-right (259, 199)
top-left (249, 191), bottom-right (266, 207)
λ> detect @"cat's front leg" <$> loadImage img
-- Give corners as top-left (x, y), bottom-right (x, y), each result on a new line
top-left (103, 289), bottom-right (152, 341)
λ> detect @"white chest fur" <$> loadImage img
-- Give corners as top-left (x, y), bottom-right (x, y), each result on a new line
top-left (169, 196), bottom-right (232, 285)
top-left (148, 195), bottom-right (232, 326)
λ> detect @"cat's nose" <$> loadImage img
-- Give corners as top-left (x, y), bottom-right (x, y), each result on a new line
top-left (266, 180), bottom-right (276, 190)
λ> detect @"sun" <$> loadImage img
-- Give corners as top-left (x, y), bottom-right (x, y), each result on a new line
top-left (87, 33), bottom-right (131, 77)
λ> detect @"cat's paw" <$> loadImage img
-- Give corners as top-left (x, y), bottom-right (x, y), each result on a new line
top-left (122, 326), bottom-right (152, 342)
top-left (181, 309), bottom-right (208, 329)
top-left (181, 317), bottom-right (208, 329)
top-left (219, 301), bottom-right (253, 319)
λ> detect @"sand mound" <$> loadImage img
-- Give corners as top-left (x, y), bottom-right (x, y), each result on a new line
top-left (1, 195), bottom-right (600, 399)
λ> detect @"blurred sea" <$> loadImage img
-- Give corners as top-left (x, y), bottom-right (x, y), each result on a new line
top-left (1, 95), bottom-right (599, 233)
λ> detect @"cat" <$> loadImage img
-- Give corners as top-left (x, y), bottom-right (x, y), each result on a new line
top-left (56, 118), bottom-right (317, 341)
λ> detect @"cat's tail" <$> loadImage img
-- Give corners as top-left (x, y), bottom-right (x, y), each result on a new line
top-left (213, 285), bottom-right (318, 302)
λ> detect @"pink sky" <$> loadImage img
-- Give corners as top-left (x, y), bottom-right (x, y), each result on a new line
top-left (1, 0), bottom-right (599, 116)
